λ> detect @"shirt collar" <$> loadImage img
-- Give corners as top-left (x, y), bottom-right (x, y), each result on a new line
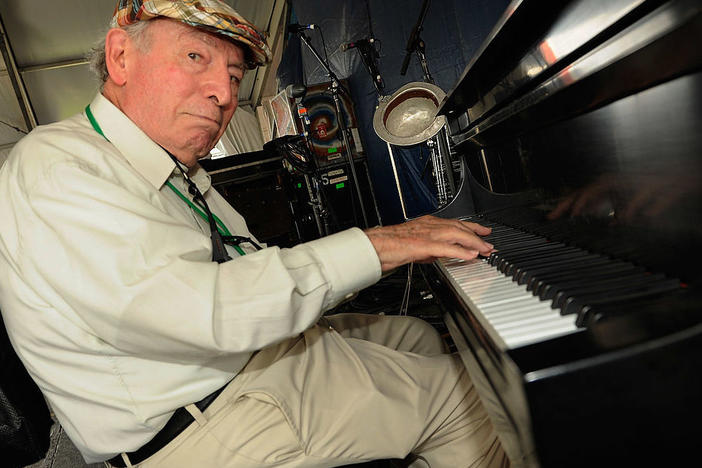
top-left (87, 93), bottom-right (211, 193)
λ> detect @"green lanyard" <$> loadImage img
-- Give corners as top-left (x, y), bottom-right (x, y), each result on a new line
top-left (85, 104), bottom-right (245, 256)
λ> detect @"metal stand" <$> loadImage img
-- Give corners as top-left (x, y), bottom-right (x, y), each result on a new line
top-left (385, 142), bottom-right (409, 220)
top-left (380, 0), bottom-right (457, 216)
top-left (362, 159), bottom-right (384, 226)
top-left (295, 30), bottom-right (370, 229)
top-left (304, 174), bottom-right (329, 237)
top-left (427, 127), bottom-right (456, 206)
top-left (292, 98), bottom-right (329, 238)
top-left (353, 39), bottom-right (385, 97)
top-left (400, 0), bottom-right (434, 83)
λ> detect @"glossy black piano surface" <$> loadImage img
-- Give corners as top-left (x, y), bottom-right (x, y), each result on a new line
top-left (421, 0), bottom-right (702, 466)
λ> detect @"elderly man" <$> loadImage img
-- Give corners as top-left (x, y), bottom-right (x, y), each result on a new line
top-left (0, 1), bottom-right (507, 467)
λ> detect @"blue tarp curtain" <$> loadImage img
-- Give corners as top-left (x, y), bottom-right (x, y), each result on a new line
top-left (278, 0), bottom-right (509, 224)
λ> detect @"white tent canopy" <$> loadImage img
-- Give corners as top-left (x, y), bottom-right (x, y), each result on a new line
top-left (0, 0), bottom-right (287, 165)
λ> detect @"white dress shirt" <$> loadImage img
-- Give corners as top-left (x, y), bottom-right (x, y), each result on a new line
top-left (0, 93), bottom-right (381, 462)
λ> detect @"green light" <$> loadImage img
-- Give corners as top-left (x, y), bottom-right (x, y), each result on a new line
top-left (327, 147), bottom-right (338, 154)
top-left (297, 182), bottom-right (302, 188)
top-left (335, 182), bottom-right (345, 189)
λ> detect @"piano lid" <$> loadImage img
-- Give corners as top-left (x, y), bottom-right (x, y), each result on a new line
top-left (439, 0), bottom-right (702, 146)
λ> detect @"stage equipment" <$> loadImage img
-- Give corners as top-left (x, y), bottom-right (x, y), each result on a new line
top-left (370, 0), bottom-right (456, 220)
top-left (300, 81), bottom-right (363, 166)
top-left (400, 0), bottom-right (433, 83)
top-left (372, 81), bottom-right (456, 219)
top-left (289, 25), bottom-right (371, 229)
top-left (287, 23), bottom-right (316, 33)
top-left (341, 0), bottom-right (385, 97)
top-left (263, 134), bottom-right (328, 239)
top-left (199, 151), bottom-right (303, 248)
top-left (342, 37), bottom-right (384, 96)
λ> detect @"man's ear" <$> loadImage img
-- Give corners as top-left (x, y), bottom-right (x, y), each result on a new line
top-left (104, 28), bottom-right (129, 86)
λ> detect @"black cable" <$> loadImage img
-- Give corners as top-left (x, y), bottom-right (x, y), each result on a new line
top-left (318, 27), bottom-right (330, 65)
top-left (419, 145), bottom-right (432, 181)
top-left (221, 235), bottom-right (262, 251)
top-left (264, 135), bottom-right (316, 175)
top-left (365, 0), bottom-right (375, 40)
top-left (166, 152), bottom-right (232, 264)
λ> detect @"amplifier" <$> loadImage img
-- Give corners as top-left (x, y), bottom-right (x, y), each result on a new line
top-left (200, 152), bottom-right (302, 248)
top-left (200, 153), bottom-right (380, 247)
top-left (311, 159), bottom-right (380, 236)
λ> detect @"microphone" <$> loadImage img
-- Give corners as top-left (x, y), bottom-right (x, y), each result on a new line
top-left (341, 38), bottom-right (374, 52)
top-left (287, 23), bottom-right (316, 33)
top-left (285, 83), bottom-right (307, 100)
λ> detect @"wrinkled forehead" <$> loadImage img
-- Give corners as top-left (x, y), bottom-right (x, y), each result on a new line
top-left (149, 18), bottom-right (246, 66)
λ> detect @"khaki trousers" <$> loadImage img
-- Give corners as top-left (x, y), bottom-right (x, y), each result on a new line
top-left (131, 313), bottom-right (508, 467)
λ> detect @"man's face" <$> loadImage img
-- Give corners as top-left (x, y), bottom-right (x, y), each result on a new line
top-left (120, 19), bottom-right (245, 167)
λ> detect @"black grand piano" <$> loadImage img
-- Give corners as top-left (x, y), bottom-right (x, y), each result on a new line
top-left (421, 0), bottom-right (702, 466)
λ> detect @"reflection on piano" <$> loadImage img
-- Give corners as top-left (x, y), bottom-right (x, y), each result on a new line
top-left (421, 0), bottom-right (702, 466)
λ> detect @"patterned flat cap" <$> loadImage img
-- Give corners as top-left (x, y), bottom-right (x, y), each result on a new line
top-left (111, 0), bottom-right (272, 68)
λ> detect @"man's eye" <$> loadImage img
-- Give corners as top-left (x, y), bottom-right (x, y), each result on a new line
top-left (187, 52), bottom-right (200, 60)
top-left (231, 75), bottom-right (241, 84)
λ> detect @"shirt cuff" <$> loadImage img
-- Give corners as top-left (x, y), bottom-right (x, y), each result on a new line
top-left (305, 227), bottom-right (382, 308)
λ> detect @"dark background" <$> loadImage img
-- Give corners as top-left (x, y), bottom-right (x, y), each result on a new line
top-left (276, 0), bottom-right (510, 225)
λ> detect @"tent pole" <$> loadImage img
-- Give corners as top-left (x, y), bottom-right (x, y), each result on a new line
top-left (0, 12), bottom-right (37, 130)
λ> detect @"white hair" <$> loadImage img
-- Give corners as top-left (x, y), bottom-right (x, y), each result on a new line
top-left (87, 21), bottom-right (153, 86)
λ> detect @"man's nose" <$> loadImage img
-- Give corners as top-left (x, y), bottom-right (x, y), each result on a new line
top-left (205, 66), bottom-right (233, 107)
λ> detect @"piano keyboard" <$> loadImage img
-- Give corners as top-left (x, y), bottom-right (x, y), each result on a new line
top-left (437, 220), bottom-right (681, 349)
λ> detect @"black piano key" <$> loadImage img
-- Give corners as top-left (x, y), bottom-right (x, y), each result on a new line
top-left (493, 243), bottom-right (573, 271)
top-left (481, 224), bottom-right (527, 234)
top-left (551, 272), bottom-right (657, 309)
top-left (483, 225), bottom-right (522, 233)
top-left (554, 273), bottom-right (668, 311)
top-left (490, 236), bottom-right (546, 250)
top-left (488, 242), bottom-right (553, 266)
top-left (567, 277), bottom-right (681, 319)
top-left (493, 241), bottom-right (571, 262)
top-left (578, 287), bottom-right (692, 327)
top-left (532, 261), bottom-right (641, 296)
top-left (520, 255), bottom-right (614, 286)
top-left (501, 247), bottom-right (588, 276)
top-left (500, 249), bottom-right (586, 277)
top-left (530, 259), bottom-right (636, 295)
top-left (540, 266), bottom-right (647, 301)
top-left (512, 251), bottom-right (601, 283)
top-left (488, 236), bottom-right (550, 253)
top-left (485, 232), bottom-right (540, 245)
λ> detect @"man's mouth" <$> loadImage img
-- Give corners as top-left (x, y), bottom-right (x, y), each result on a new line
top-left (189, 113), bottom-right (221, 126)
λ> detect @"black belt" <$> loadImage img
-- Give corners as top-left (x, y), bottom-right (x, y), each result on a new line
top-left (108, 384), bottom-right (227, 467)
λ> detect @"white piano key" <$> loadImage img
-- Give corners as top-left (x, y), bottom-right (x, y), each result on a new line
top-left (451, 265), bottom-right (502, 279)
top-left (456, 273), bottom-right (513, 286)
top-left (493, 310), bottom-right (572, 330)
top-left (474, 287), bottom-right (536, 304)
top-left (503, 323), bottom-right (579, 348)
top-left (499, 315), bottom-right (577, 338)
top-left (482, 305), bottom-right (552, 323)
top-left (486, 302), bottom-right (555, 322)
top-left (439, 255), bottom-right (580, 350)
top-left (463, 281), bottom-right (528, 298)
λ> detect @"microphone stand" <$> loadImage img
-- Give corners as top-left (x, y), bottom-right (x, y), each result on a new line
top-left (353, 41), bottom-right (385, 97)
top-left (295, 29), bottom-right (370, 229)
top-left (293, 98), bottom-right (331, 237)
top-left (400, 0), bottom-right (434, 84)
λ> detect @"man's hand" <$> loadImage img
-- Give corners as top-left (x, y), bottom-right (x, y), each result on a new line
top-left (364, 215), bottom-right (495, 272)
